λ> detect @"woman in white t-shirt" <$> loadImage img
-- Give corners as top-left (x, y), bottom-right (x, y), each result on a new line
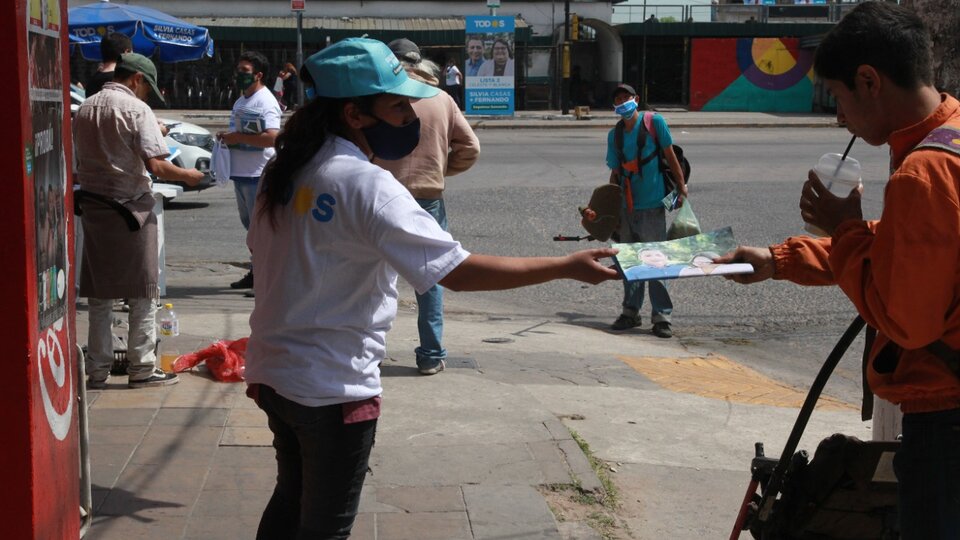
top-left (245, 37), bottom-right (618, 540)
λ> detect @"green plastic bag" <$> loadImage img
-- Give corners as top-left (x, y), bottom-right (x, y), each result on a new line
top-left (667, 198), bottom-right (701, 240)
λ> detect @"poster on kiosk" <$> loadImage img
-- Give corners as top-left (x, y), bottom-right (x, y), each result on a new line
top-left (464, 15), bottom-right (515, 115)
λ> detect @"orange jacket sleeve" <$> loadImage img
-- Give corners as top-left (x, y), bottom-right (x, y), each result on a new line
top-left (830, 169), bottom-right (960, 349)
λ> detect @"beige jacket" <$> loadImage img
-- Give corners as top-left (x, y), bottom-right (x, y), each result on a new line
top-left (375, 70), bottom-right (480, 199)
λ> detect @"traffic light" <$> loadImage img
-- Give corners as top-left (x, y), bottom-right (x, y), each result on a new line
top-left (571, 13), bottom-right (579, 41)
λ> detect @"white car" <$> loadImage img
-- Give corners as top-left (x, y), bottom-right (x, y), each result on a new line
top-left (69, 84), bottom-right (214, 192)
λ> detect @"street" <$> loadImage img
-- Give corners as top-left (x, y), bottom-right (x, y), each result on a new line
top-left (106, 124), bottom-right (887, 540)
top-left (165, 126), bottom-right (889, 405)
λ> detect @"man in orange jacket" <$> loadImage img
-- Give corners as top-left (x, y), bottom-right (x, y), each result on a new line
top-left (717, 3), bottom-right (960, 537)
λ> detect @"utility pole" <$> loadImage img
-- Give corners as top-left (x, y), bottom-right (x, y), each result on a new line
top-left (561, 0), bottom-right (570, 115)
top-left (296, 10), bottom-right (304, 107)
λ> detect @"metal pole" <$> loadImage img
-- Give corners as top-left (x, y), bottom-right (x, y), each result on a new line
top-left (561, 0), bottom-right (570, 115)
top-left (641, 34), bottom-right (647, 107)
top-left (296, 11), bottom-right (304, 107)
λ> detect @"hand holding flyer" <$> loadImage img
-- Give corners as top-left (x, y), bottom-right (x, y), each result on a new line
top-left (612, 227), bottom-right (754, 282)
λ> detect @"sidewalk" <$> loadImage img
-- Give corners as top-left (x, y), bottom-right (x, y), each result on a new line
top-left (78, 262), bottom-right (870, 540)
top-left (166, 108), bottom-right (839, 131)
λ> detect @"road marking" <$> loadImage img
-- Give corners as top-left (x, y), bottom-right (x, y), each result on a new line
top-left (617, 355), bottom-right (854, 410)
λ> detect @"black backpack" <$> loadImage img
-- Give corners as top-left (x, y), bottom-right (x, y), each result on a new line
top-left (613, 111), bottom-right (691, 194)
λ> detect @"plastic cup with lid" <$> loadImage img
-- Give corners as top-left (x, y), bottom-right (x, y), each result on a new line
top-left (803, 153), bottom-right (862, 237)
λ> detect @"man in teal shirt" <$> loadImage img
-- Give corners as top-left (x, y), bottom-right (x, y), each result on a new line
top-left (606, 84), bottom-right (687, 337)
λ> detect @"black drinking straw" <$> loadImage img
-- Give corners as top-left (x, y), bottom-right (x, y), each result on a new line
top-left (840, 135), bottom-right (856, 161)
top-left (832, 135), bottom-right (857, 177)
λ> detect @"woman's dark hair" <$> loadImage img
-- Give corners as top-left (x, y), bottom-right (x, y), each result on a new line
top-left (814, 2), bottom-right (933, 90)
top-left (258, 94), bottom-right (377, 227)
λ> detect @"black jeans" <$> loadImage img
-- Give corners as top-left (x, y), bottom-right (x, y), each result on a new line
top-left (894, 407), bottom-right (960, 539)
top-left (254, 385), bottom-right (377, 540)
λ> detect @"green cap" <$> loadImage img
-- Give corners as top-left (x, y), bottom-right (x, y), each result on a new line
top-left (118, 52), bottom-right (164, 104)
top-left (304, 38), bottom-right (438, 100)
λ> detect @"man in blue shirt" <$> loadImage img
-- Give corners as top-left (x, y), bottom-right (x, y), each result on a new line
top-left (606, 84), bottom-right (687, 337)
top-left (465, 36), bottom-right (485, 77)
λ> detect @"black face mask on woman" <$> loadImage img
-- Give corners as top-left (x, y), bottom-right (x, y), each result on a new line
top-left (361, 117), bottom-right (421, 160)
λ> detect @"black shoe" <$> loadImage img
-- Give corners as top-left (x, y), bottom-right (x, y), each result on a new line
top-left (128, 369), bottom-right (179, 388)
top-left (230, 271), bottom-right (253, 289)
top-left (611, 314), bottom-right (641, 331)
top-left (652, 322), bottom-right (673, 338)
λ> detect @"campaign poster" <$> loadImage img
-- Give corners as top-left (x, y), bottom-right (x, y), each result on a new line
top-left (464, 16), bottom-right (515, 116)
top-left (28, 0), bottom-right (68, 330)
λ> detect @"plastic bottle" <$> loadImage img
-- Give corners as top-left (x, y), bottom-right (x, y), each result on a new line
top-left (158, 303), bottom-right (180, 337)
top-left (158, 304), bottom-right (180, 373)
top-left (803, 153), bottom-right (862, 237)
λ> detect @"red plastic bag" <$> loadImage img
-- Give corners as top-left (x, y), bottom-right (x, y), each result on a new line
top-left (173, 338), bottom-right (248, 382)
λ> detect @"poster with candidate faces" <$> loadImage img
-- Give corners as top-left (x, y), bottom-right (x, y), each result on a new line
top-left (464, 16), bottom-right (515, 116)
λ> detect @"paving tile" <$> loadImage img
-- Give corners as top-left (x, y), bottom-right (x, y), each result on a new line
top-left (358, 486), bottom-right (401, 514)
top-left (209, 446), bottom-right (276, 469)
top-left (96, 487), bottom-right (195, 518)
top-left (153, 407), bottom-right (230, 427)
top-left (220, 426), bottom-right (273, 446)
top-left (90, 390), bottom-right (167, 410)
top-left (527, 441), bottom-right (576, 485)
top-left (128, 440), bottom-right (218, 466)
top-left (88, 426), bottom-right (149, 445)
top-left (140, 425), bottom-right (225, 448)
top-left (89, 444), bottom-right (135, 486)
top-left (368, 443), bottom-right (544, 486)
top-left (349, 513), bottom-right (377, 540)
top-left (88, 408), bottom-right (157, 427)
top-left (203, 465), bottom-right (277, 491)
top-left (377, 511), bottom-right (472, 540)
top-left (162, 390), bottom-right (238, 408)
top-left (232, 393), bottom-right (261, 410)
top-left (225, 408), bottom-right (268, 427)
top-left (463, 485), bottom-right (561, 539)
top-left (83, 514), bottom-right (187, 539)
top-left (184, 513), bottom-right (262, 540)
top-left (111, 463), bottom-right (210, 496)
top-left (193, 488), bottom-right (272, 516)
top-left (373, 486), bottom-right (465, 513)
top-left (91, 488), bottom-right (110, 513)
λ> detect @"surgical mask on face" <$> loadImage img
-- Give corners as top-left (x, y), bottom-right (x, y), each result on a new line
top-left (236, 72), bottom-right (256, 91)
top-left (361, 117), bottom-right (421, 160)
top-left (614, 99), bottom-right (638, 119)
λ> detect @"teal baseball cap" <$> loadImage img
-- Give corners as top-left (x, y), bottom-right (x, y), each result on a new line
top-left (304, 38), bottom-right (439, 100)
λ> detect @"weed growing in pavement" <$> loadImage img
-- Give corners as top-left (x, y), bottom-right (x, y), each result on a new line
top-left (539, 429), bottom-right (631, 539)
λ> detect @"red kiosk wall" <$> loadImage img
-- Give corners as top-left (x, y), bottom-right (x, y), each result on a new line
top-left (1, 0), bottom-right (80, 537)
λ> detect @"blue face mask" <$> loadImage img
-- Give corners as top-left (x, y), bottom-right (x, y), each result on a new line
top-left (614, 99), bottom-right (638, 119)
top-left (304, 86), bottom-right (316, 101)
top-left (361, 116), bottom-right (421, 160)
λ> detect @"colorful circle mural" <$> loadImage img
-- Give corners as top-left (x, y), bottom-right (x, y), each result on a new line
top-left (736, 38), bottom-right (812, 91)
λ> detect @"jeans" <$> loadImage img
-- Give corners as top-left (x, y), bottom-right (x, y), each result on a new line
top-left (232, 177), bottom-right (260, 231)
top-left (233, 177), bottom-right (259, 271)
top-left (254, 385), bottom-right (377, 540)
top-left (414, 198), bottom-right (447, 369)
top-left (87, 297), bottom-right (157, 380)
top-left (618, 207), bottom-right (672, 323)
top-left (894, 407), bottom-right (960, 539)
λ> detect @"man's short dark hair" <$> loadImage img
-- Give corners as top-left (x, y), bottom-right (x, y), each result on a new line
top-left (100, 32), bottom-right (133, 63)
top-left (814, 2), bottom-right (933, 90)
top-left (238, 51), bottom-right (270, 78)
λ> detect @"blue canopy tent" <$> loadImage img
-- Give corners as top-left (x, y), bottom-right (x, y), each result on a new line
top-left (69, 0), bottom-right (213, 63)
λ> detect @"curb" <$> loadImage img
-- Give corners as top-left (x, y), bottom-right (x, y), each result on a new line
top-left (469, 121), bottom-right (839, 130)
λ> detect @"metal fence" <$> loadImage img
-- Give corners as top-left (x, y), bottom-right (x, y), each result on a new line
top-left (612, 2), bottom-right (861, 24)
